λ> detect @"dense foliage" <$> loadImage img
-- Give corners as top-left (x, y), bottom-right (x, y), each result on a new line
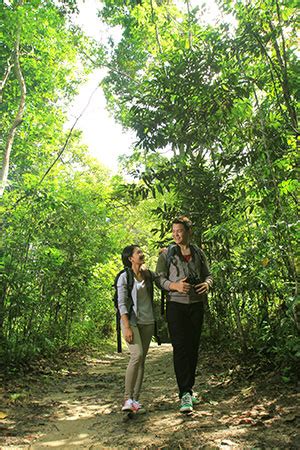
top-left (1, 0), bottom-right (134, 364)
top-left (100, 0), bottom-right (299, 371)
top-left (1, 0), bottom-right (299, 376)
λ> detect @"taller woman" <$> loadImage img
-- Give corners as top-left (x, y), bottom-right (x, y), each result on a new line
top-left (156, 216), bottom-right (213, 413)
top-left (117, 245), bottom-right (156, 413)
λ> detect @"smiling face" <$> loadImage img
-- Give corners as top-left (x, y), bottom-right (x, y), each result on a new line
top-left (172, 223), bottom-right (190, 246)
top-left (129, 247), bottom-right (145, 266)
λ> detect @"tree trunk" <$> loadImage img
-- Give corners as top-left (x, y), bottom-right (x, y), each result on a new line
top-left (0, 16), bottom-right (26, 196)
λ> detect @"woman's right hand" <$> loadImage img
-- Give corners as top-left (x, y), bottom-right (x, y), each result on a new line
top-left (124, 326), bottom-right (134, 344)
top-left (172, 277), bottom-right (191, 293)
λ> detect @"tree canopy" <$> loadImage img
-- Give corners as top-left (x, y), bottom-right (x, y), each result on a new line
top-left (1, 0), bottom-right (299, 375)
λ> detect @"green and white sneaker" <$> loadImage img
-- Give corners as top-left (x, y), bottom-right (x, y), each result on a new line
top-left (191, 395), bottom-right (200, 405)
top-left (179, 392), bottom-right (193, 413)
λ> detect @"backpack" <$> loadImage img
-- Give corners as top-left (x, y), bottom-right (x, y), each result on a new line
top-left (160, 243), bottom-right (206, 315)
top-left (113, 267), bottom-right (134, 313)
top-left (113, 267), bottom-right (161, 353)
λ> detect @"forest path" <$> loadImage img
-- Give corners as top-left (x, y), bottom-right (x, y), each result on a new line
top-left (0, 343), bottom-right (299, 449)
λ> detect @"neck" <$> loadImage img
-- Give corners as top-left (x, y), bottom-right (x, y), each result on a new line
top-left (131, 263), bottom-right (142, 276)
top-left (178, 243), bottom-right (190, 251)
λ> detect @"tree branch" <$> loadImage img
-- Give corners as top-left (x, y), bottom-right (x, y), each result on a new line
top-left (185, 0), bottom-right (193, 50)
top-left (36, 84), bottom-right (100, 187)
top-left (150, 0), bottom-right (163, 54)
top-left (268, 19), bottom-right (298, 131)
top-left (0, 56), bottom-right (13, 103)
top-left (250, 27), bottom-right (298, 133)
top-left (0, 23), bottom-right (26, 197)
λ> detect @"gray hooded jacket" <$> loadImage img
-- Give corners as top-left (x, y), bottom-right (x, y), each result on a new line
top-left (156, 244), bottom-right (213, 304)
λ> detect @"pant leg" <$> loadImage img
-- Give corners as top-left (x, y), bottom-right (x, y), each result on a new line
top-left (133, 323), bottom-right (154, 400)
top-left (185, 302), bottom-right (204, 391)
top-left (167, 301), bottom-right (204, 397)
top-left (167, 302), bottom-right (190, 397)
top-left (121, 324), bottom-right (143, 400)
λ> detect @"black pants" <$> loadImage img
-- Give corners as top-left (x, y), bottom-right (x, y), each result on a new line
top-left (166, 301), bottom-right (204, 398)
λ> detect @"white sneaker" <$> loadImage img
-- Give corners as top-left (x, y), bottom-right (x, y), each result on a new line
top-left (122, 399), bottom-right (133, 411)
top-left (132, 400), bottom-right (146, 413)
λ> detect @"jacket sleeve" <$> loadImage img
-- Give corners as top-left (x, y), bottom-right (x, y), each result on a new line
top-left (155, 251), bottom-right (172, 291)
top-left (116, 272), bottom-right (130, 316)
top-left (149, 269), bottom-right (161, 290)
top-left (200, 249), bottom-right (213, 287)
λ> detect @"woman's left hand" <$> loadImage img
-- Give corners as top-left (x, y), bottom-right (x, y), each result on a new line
top-left (124, 326), bottom-right (134, 344)
top-left (194, 282), bottom-right (209, 295)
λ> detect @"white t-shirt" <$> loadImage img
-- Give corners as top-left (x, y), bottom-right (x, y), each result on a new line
top-left (135, 279), bottom-right (155, 325)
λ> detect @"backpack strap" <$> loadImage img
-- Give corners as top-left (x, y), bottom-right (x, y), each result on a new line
top-left (160, 244), bottom-right (179, 316)
top-left (166, 244), bottom-right (179, 276)
top-left (125, 267), bottom-right (134, 289)
top-left (116, 309), bottom-right (122, 353)
top-left (190, 244), bottom-right (205, 267)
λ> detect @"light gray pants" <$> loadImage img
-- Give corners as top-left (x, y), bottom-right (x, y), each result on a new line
top-left (122, 323), bottom-right (154, 401)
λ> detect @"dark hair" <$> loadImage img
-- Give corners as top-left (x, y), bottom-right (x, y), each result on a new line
top-left (172, 216), bottom-right (193, 231)
top-left (121, 245), bottom-right (139, 268)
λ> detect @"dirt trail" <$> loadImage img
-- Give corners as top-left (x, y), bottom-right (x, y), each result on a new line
top-left (0, 343), bottom-right (299, 449)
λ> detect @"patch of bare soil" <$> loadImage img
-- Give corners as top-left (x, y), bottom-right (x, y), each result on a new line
top-left (0, 344), bottom-right (299, 449)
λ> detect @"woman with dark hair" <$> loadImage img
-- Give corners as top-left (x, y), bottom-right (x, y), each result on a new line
top-left (117, 245), bottom-right (156, 413)
top-left (156, 216), bottom-right (213, 413)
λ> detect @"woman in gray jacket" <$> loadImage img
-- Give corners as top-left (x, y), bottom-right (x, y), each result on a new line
top-left (117, 245), bottom-right (156, 413)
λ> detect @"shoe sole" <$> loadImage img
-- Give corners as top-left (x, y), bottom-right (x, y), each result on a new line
top-left (180, 407), bottom-right (193, 413)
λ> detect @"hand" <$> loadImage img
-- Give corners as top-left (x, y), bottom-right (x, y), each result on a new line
top-left (194, 282), bottom-right (209, 295)
top-left (124, 326), bottom-right (134, 344)
top-left (175, 277), bottom-right (191, 294)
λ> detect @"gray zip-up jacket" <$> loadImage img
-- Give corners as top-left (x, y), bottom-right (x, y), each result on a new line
top-left (117, 270), bottom-right (158, 326)
top-left (156, 244), bottom-right (213, 304)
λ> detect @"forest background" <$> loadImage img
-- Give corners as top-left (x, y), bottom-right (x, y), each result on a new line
top-left (1, 0), bottom-right (299, 380)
